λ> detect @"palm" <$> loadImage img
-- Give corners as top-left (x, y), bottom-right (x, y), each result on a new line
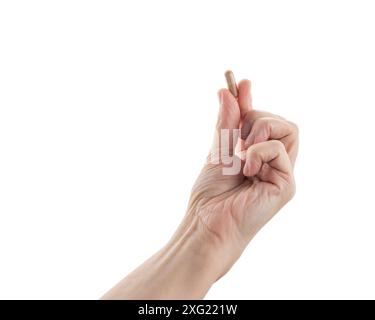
top-left (191, 159), bottom-right (283, 247)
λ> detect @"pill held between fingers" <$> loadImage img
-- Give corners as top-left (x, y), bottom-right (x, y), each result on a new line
top-left (224, 70), bottom-right (238, 98)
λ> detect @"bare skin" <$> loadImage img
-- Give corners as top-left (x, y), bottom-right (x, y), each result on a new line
top-left (102, 78), bottom-right (299, 299)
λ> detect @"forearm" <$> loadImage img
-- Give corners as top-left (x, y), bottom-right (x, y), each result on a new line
top-left (102, 216), bottom-right (219, 300)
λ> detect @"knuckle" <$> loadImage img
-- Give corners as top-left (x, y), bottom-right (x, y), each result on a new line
top-left (251, 118), bottom-right (272, 139)
top-left (271, 139), bottom-right (284, 150)
top-left (287, 120), bottom-right (299, 135)
top-left (254, 117), bottom-right (271, 128)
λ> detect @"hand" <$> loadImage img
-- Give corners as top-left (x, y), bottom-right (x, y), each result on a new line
top-left (180, 79), bottom-right (299, 279)
top-left (103, 79), bottom-right (299, 300)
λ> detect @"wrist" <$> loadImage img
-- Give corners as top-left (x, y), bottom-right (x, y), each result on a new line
top-left (157, 216), bottom-right (220, 299)
top-left (103, 215), bottom-right (219, 300)
top-left (102, 212), bottom-right (235, 300)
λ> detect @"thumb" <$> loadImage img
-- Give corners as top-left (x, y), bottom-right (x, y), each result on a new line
top-left (216, 89), bottom-right (241, 131)
top-left (209, 89), bottom-right (241, 162)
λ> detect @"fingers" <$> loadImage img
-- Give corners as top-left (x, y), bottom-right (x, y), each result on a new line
top-left (240, 110), bottom-right (298, 166)
top-left (240, 110), bottom-right (284, 139)
top-left (243, 140), bottom-right (293, 188)
top-left (237, 79), bottom-right (252, 116)
top-left (210, 78), bottom-right (298, 171)
top-left (243, 117), bottom-right (299, 166)
top-left (214, 78), bottom-right (254, 134)
top-left (209, 89), bottom-right (241, 161)
top-left (216, 89), bottom-right (240, 130)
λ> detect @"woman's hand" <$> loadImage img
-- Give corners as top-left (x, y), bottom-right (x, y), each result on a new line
top-left (181, 80), bottom-right (299, 281)
top-left (103, 79), bottom-right (299, 300)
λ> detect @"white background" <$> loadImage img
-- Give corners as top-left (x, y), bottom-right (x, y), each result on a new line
top-left (1, 0), bottom-right (375, 299)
